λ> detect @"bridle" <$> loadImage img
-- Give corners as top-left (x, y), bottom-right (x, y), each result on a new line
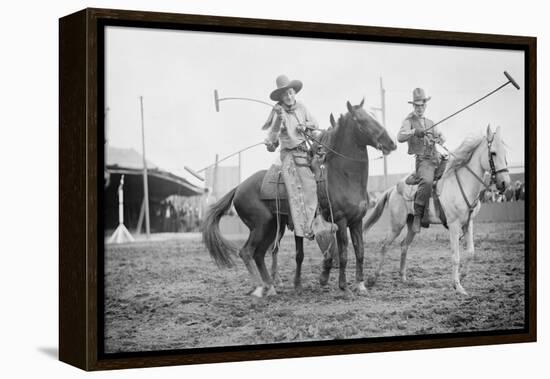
top-left (452, 132), bottom-right (509, 235)
top-left (351, 112), bottom-right (388, 153)
top-left (486, 133), bottom-right (509, 186)
top-left (441, 132), bottom-right (508, 192)
top-left (300, 111), bottom-right (388, 163)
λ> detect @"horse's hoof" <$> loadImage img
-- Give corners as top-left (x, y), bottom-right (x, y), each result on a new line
top-left (400, 274), bottom-right (408, 282)
top-left (294, 284), bottom-right (304, 293)
top-left (454, 284), bottom-right (468, 296)
top-left (367, 276), bottom-right (377, 287)
top-left (266, 285), bottom-right (277, 297)
top-left (355, 282), bottom-right (368, 295)
top-left (251, 286), bottom-right (264, 298)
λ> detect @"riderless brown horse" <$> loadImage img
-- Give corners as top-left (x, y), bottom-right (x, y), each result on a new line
top-left (202, 100), bottom-right (396, 298)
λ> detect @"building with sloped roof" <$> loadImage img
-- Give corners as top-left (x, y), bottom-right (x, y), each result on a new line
top-left (104, 147), bottom-right (203, 233)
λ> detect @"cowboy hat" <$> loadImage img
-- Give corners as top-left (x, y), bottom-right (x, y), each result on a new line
top-left (270, 75), bottom-right (303, 101)
top-left (408, 88), bottom-right (431, 105)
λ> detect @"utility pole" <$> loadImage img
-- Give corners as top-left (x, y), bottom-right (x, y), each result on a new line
top-left (140, 96), bottom-right (151, 238)
top-left (371, 78), bottom-right (389, 189)
top-left (213, 154), bottom-right (219, 200)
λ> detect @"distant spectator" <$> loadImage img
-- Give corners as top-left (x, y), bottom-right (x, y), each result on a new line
top-left (503, 184), bottom-right (515, 202)
top-left (514, 180), bottom-right (525, 201)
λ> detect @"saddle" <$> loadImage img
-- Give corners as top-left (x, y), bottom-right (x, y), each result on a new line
top-left (260, 162), bottom-right (337, 255)
top-left (404, 173), bottom-right (448, 229)
top-left (259, 157), bottom-right (332, 226)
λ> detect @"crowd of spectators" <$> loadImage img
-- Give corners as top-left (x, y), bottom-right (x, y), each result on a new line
top-left (480, 180), bottom-right (525, 203)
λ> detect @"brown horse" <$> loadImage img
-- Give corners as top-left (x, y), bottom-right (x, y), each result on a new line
top-left (202, 100), bottom-right (396, 298)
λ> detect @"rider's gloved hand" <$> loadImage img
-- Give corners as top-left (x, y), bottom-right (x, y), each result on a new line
top-left (414, 129), bottom-right (425, 138)
top-left (265, 139), bottom-right (278, 152)
top-left (274, 104), bottom-right (284, 117)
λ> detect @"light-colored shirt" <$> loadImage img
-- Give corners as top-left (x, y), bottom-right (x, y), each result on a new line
top-left (264, 101), bottom-right (318, 150)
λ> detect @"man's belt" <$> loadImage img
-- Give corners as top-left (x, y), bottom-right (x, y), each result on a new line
top-left (282, 141), bottom-right (309, 153)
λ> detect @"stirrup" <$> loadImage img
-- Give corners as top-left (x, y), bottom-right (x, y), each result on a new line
top-left (412, 215), bottom-right (422, 233)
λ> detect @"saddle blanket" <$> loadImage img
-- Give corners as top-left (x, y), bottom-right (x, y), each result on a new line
top-left (260, 164), bottom-right (288, 200)
top-left (398, 173), bottom-right (448, 229)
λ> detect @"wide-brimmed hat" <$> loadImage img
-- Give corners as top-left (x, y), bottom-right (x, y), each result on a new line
top-left (408, 88), bottom-right (431, 105)
top-left (270, 75), bottom-right (303, 101)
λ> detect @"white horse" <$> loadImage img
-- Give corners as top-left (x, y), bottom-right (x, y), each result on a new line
top-left (364, 125), bottom-right (510, 295)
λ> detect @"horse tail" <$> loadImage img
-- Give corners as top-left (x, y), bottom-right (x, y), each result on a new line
top-left (363, 186), bottom-right (393, 233)
top-left (202, 187), bottom-right (239, 269)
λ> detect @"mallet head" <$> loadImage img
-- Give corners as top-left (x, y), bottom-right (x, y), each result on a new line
top-left (214, 89), bottom-right (220, 112)
top-left (504, 71), bottom-right (520, 90)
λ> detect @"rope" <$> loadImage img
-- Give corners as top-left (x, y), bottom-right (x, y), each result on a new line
top-left (320, 165), bottom-right (337, 259)
top-left (271, 171), bottom-right (282, 254)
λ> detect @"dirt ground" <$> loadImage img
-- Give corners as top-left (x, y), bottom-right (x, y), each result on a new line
top-left (104, 221), bottom-right (525, 353)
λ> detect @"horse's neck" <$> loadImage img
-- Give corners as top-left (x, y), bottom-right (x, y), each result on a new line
top-left (446, 142), bottom-right (486, 203)
top-left (327, 119), bottom-right (369, 193)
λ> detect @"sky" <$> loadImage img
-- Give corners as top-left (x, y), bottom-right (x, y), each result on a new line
top-left (105, 26), bottom-right (525, 188)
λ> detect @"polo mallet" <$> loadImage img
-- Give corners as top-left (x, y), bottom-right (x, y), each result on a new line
top-left (425, 71), bottom-right (520, 133)
top-left (214, 89), bottom-right (274, 112)
top-left (184, 141), bottom-right (265, 181)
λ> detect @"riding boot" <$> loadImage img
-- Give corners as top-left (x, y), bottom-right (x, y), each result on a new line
top-left (421, 203), bottom-right (431, 228)
top-left (412, 203), bottom-right (424, 233)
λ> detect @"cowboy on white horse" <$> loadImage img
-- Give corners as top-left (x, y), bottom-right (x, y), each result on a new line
top-left (397, 88), bottom-right (448, 233)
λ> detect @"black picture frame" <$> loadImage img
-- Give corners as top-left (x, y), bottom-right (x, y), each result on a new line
top-left (59, 7), bottom-right (536, 371)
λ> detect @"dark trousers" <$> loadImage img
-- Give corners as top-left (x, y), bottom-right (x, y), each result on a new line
top-left (414, 155), bottom-right (447, 214)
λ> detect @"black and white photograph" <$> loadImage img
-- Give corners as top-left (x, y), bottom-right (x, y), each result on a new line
top-left (102, 23), bottom-right (527, 355)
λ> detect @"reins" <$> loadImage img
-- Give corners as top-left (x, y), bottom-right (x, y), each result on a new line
top-left (438, 132), bottom-right (507, 193)
top-left (443, 133), bottom-right (508, 234)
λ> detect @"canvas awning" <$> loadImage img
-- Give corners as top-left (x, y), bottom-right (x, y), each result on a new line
top-left (105, 147), bottom-right (203, 200)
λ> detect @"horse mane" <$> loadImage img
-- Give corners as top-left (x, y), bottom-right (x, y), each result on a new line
top-left (443, 134), bottom-right (486, 176)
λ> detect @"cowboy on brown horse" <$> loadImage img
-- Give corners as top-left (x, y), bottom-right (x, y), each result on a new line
top-left (397, 88), bottom-right (448, 233)
top-left (262, 75), bottom-right (322, 240)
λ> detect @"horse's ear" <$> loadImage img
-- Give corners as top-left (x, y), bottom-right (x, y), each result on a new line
top-left (495, 125), bottom-right (502, 137)
top-left (359, 98), bottom-right (365, 108)
top-left (329, 113), bottom-right (336, 128)
top-left (346, 101), bottom-right (353, 114)
top-left (486, 124), bottom-right (493, 138)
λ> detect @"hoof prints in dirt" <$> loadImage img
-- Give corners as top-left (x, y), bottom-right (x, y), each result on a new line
top-left (103, 222), bottom-right (525, 352)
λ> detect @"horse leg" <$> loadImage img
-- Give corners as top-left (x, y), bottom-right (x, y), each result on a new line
top-left (254, 222), bottom-right (278, 296)
top-left (294, 236), bottom-right (304, 292)
top-left (370, 225), bottom-right (403, 285)
top-left (461, 219), bottom-right (475, 281)
top-left (336, 221), bottom-right (350, 292)
top-left (270, 220), bottom-right (286, 286)
top-left (239, 231), bottom-right (268, 298)
top-left (319, 250), bottom-right (333, 286)
top-left (399, 219), bottom-right (416, 282)
top-left (449, 221), bottom-right (468, 295)
top-left (349, 222), bottom-right (367, 295)
top-left (319, 229), bottom-right (335, 287)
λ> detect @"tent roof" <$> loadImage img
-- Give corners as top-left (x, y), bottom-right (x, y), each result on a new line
top-left (106, 147), bottom-right (203, 198)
